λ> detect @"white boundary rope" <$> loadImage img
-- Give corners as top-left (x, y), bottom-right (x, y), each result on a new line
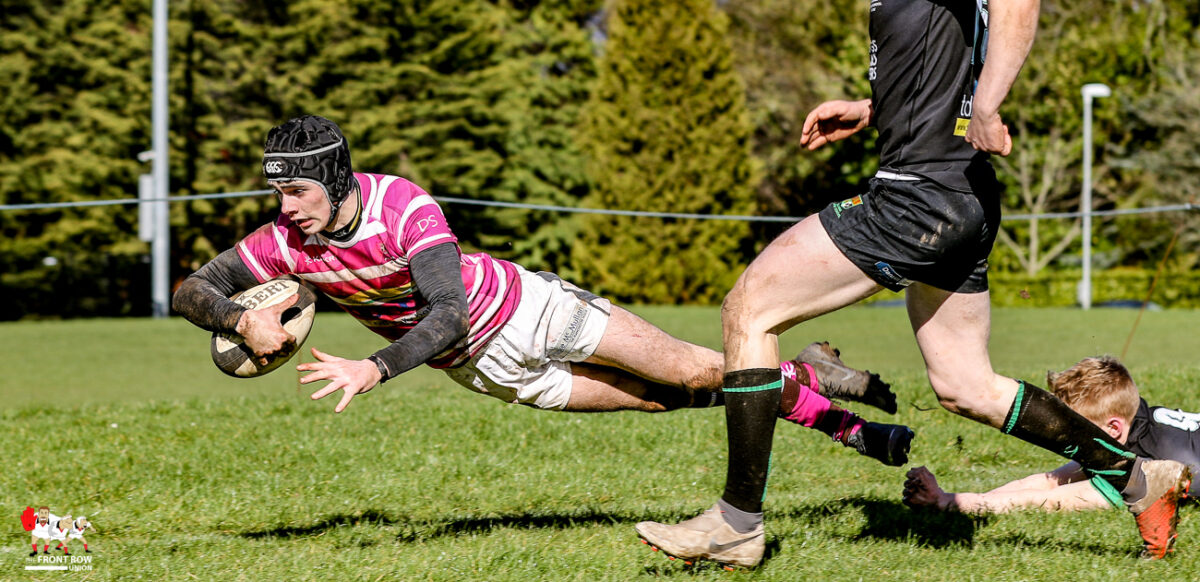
top-left (1, 189), bottom-right (1195, 222)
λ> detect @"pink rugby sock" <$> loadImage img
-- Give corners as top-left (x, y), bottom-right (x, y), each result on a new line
top-left (780, 364), bottom-right (832, 427)
top-left (781, 363), bottom-right (865, 442)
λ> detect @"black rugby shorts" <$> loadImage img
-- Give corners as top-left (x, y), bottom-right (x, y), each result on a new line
top-left (817, 177), bottom-right (1001, 294)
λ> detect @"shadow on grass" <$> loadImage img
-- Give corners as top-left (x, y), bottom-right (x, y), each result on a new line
top-left (238, 508), bottom-right (632, 542)
top-left (987, 532), bottom-right (1138, 558)
top-left (239, 509), bottom-right (402, 539)
top-left (236, 498), bottom-right (1135, 559)
top-left (778, 497), bottom-right (1135, 558)
top-left (774, 496), bottom-right (984, 549)
top-left (237, 501), bottom-right (976, 552)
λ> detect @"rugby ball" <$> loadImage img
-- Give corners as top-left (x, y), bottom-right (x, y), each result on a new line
top-left (210, 278), bottom-right (317, 378)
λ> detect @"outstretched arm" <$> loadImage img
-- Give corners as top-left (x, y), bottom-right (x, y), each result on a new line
top-left (171, 248), bottom-right (259, 333)
top-left (964, 0), bottom-right (1040, 156)
top-left (904, 464), bottom-right (1108, 514)
top-left (172, 248), bottom-right (298, 362)
top-left (302, 242), bottom-right (469, 412)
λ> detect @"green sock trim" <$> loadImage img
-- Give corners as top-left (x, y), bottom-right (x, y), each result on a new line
top-left (1089, 475), bottom-right (1125, 508)
top-left (1094, 438), bottom-right (1138, 460)
top-left (762, 453), bottom-right (773, 502)
top-left (1001, 381), bottom-right (1026, 434)
top-left (724, 379), bottom-right (784, 393)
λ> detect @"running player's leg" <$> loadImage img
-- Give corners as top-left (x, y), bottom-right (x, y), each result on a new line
top-left (907, 284), bottom-right (1137, 468)
top-left (717, 215), bottom-right (880, 520)
top-left (907, 283), bottom-right (1190, 558)
top-left (636, 215), bottom-right (882, 568)
top-left (573, 307), bottom-right (911, 464)
top-left (905, 284), bottom-right (1013, 424)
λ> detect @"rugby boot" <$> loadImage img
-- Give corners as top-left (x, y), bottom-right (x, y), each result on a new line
top-left (1126, 459), bottom-right (1191, 559)
top-left (844, 421), bottom-right (914, 467)
top-left (796, 342), bottom-right (897, 414)
top-left (635, 504), bottom-right (764, 570)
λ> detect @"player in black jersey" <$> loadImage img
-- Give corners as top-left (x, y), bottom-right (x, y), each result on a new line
top-left (635, 0), bottom-right (1188, 567)
top-left (904, 356), bottom-right (1200, 513)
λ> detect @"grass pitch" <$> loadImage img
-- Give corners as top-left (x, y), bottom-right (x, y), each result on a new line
top-left (3, 305), bottom-right (1200, 580)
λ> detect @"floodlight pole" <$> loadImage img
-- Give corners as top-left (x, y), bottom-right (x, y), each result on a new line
top-left (1079, 83), bottom-right (1110, 311)
top-left (151, 0), bottom-right (170, 318)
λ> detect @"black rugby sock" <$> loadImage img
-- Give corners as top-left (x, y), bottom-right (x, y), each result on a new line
top-left (1002, 381), bottom-right (1136, 492)
top-left (720, 368), bottom-right (782, 514)
top-left (689, 390), bottom-right (725, 408)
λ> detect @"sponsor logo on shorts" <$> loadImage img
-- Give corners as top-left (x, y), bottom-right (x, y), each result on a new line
top-left (873, 261), bottom-right (913, 288)
top-left (831, 195), bottom-right (864, 218)
top-left (547, 302), bottom-right (589, 360)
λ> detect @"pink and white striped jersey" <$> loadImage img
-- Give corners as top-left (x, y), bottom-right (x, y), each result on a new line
top-left (236, 173), bottom-right (523, 368)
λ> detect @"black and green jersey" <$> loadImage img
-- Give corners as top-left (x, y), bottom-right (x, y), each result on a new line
top-left (868, 0), bottom-right (991, 191)
top-left (1127, 398), bottom-right (1200, 496)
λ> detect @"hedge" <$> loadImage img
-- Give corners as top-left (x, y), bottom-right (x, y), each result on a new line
top-left (858, 270), bottom-right (1200, 309)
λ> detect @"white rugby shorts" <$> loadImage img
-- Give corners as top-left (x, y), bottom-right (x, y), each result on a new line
top-left (49, 526), bottom-right (68, 542)
top-left (31, 522), bottom-right (51, 540)
top-left (443, 268), bottom-right (611, 410)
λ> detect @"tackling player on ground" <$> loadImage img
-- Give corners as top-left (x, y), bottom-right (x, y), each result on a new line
top-left (172, 115), bottom-right (914, 468)
top-left (633, 0), bottom-right (1189, 568)
top-left (905, 357), bottom-right (1200, 513)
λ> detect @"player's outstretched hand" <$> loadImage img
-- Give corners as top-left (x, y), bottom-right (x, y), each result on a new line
top-left (299, 347), bottom-right (383, 413)
top-left (236, 293), bottom-right (299, 365)
top-left (964, 110), bottom-right (1013, 157)
top-left (903, 466), bottom-right (950, 510)
top-left (800, 99), bottom-right (873, 151)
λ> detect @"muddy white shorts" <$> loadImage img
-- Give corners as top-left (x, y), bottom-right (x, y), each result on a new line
top-left (443, 268), bottom-right (611, 410)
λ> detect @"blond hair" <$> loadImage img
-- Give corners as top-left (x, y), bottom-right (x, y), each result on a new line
top-left (1047, 356), bottom-right (1139, 425)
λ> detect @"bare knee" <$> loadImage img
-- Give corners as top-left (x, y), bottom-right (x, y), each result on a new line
top-left (682, 358), bottom-right (723, 392)
top-left (721, 286), bottom-right (749, 332)
top-left (928, 372), bottom-right (1011, 425)
top-left (721, 284), bottom-right (767, 347)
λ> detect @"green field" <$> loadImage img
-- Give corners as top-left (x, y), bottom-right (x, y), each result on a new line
top-left (4, 305), bottom-right (1200, 580)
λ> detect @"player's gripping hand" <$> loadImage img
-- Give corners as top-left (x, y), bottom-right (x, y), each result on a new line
top-left (235, 293), bottom-right (299, 366)
top-left (800, 99), bottom-right (873, 151)
top-left (903, 466), bottom-right (952, 511)
top-left (299, 348), bottom-right (383, 413)
top-left (964, 109), bottom-right (1013, 156)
